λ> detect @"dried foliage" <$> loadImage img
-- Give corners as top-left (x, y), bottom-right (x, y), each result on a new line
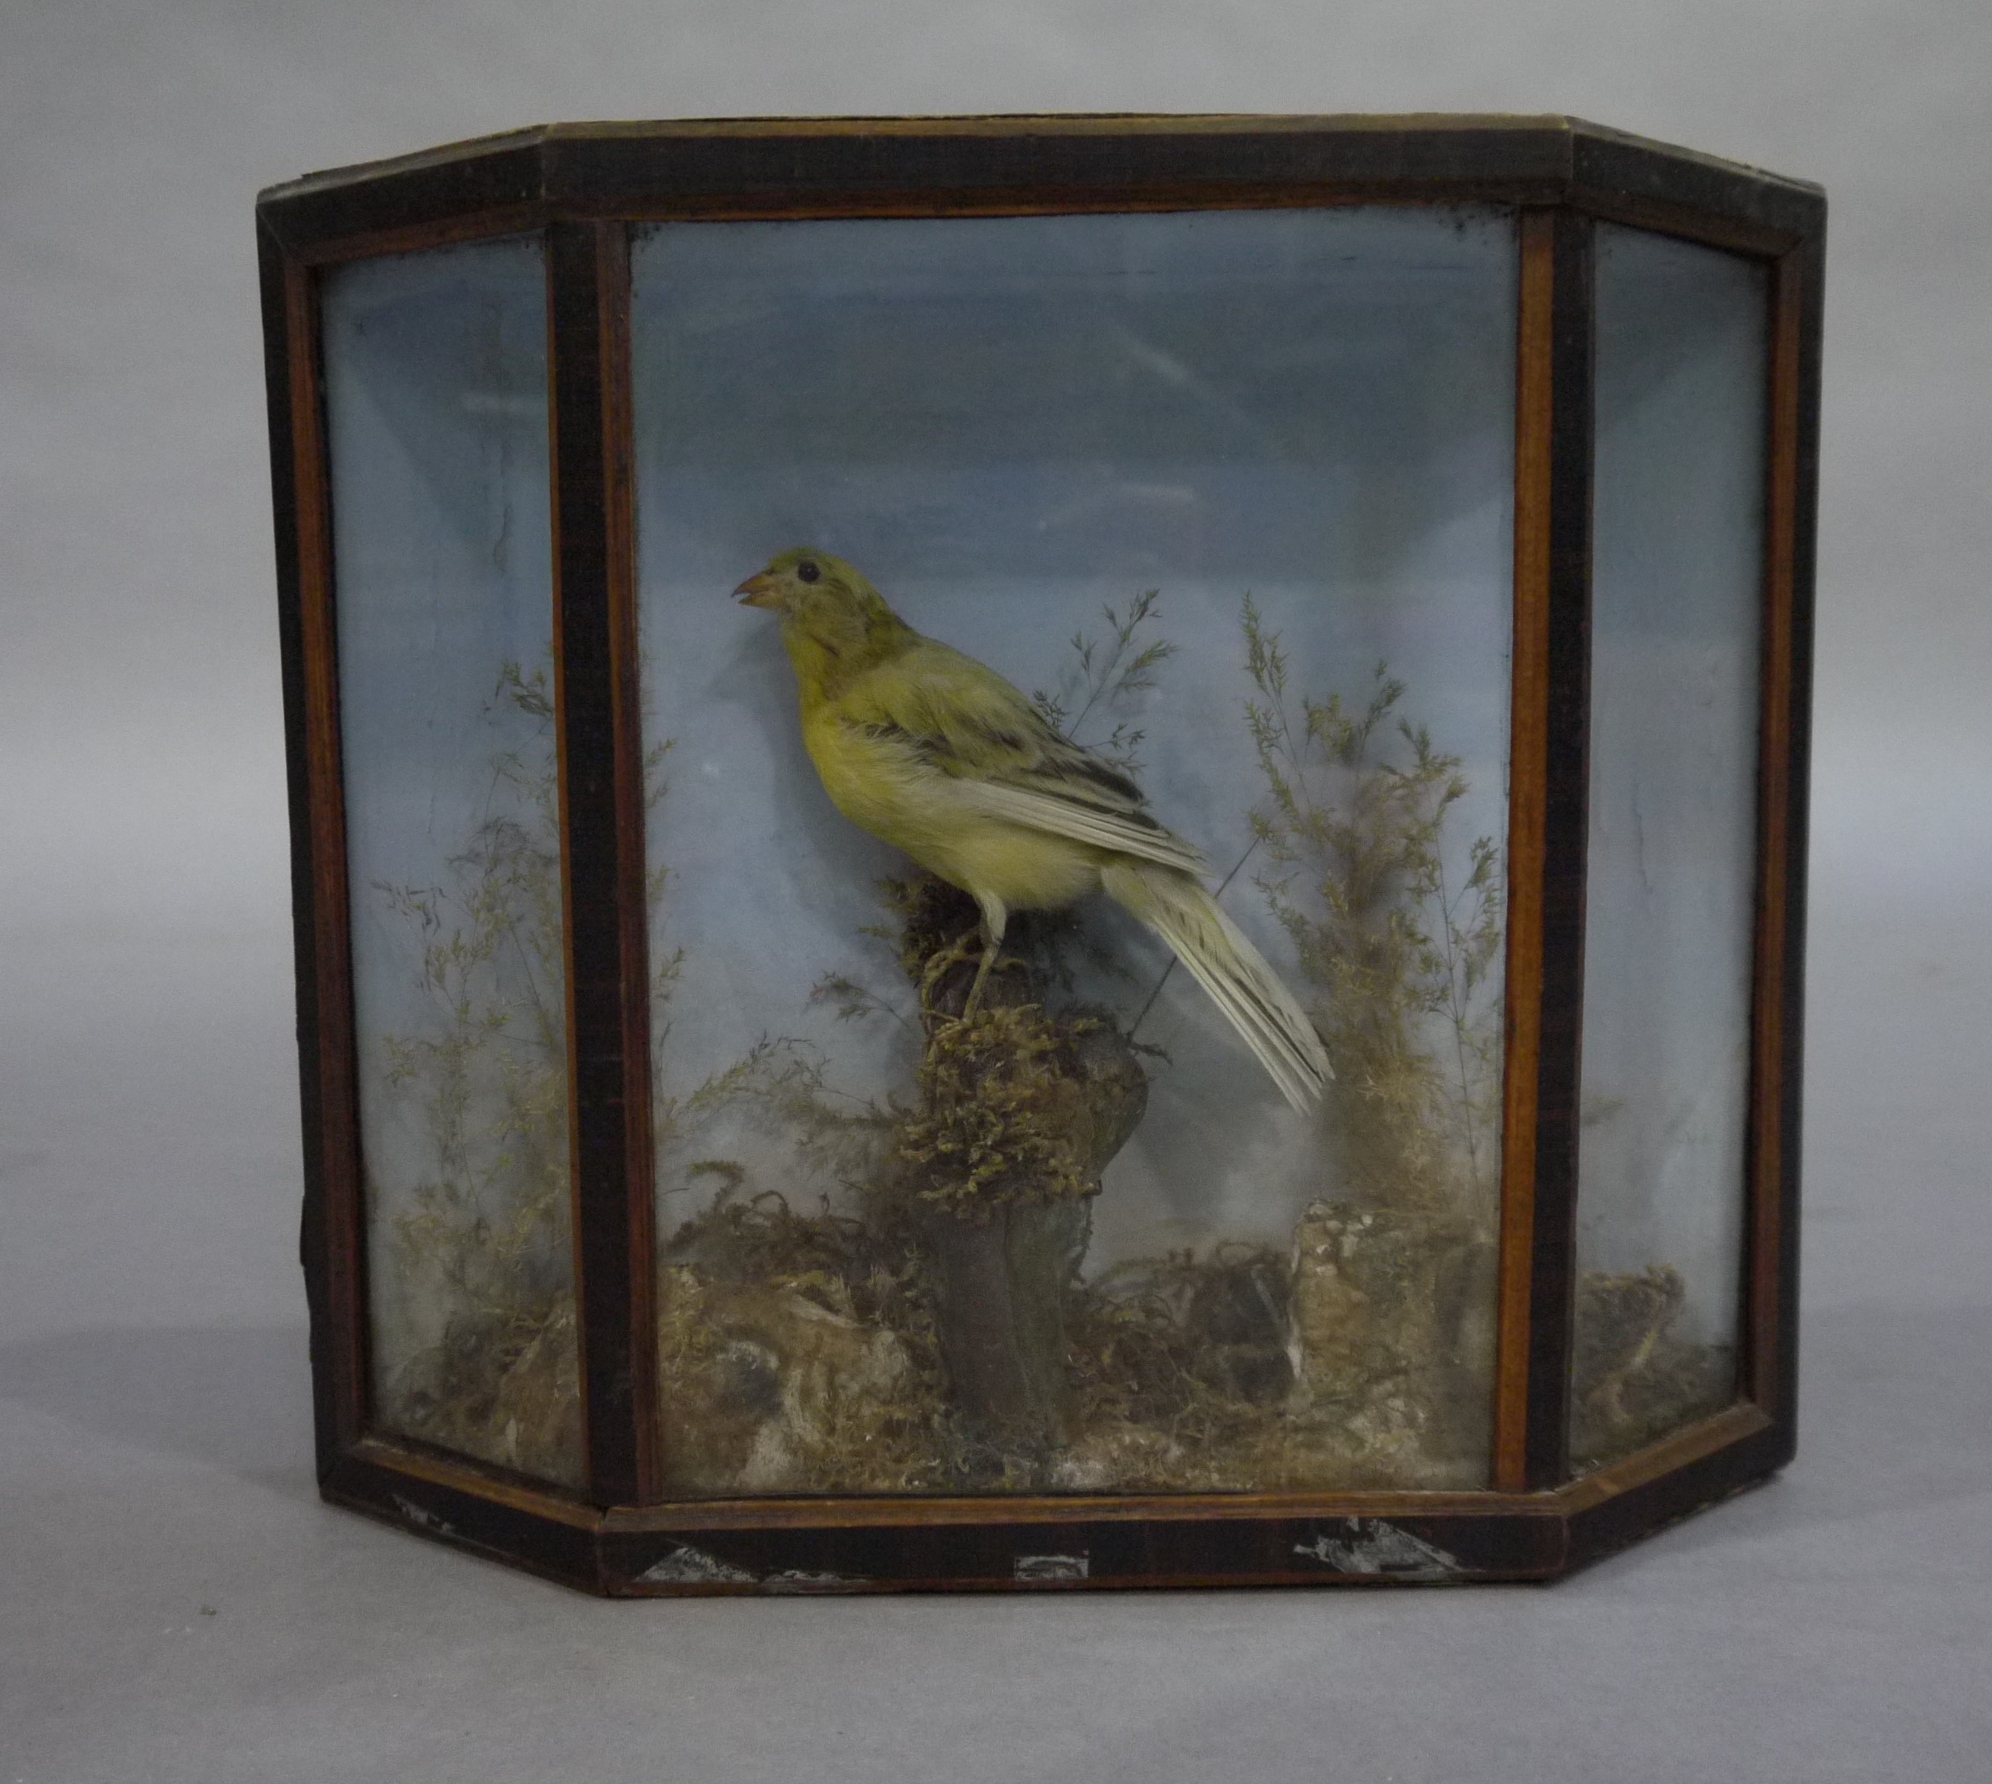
top-left (379, 604), bottom-right (1519, 1497)
top-left (655, 594), bottom-right (1509, 1493)
top-left (1051, 1200), bottom-right (1493, 1492)
top-left (1242, 597), bottom-right (1503, 1216)
top-left (1030, 587), bottom-right (1177, 774)
top-left (1065, 1245), bottom-right (1293, 1449)
top-left (370, 662), bottom-right (581, 1484)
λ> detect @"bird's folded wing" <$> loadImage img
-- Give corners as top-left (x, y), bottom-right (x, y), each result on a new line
top-left (842, 638), bottom-right (1209, 874)
top-left (955, 778), bottom-right (1209, 874)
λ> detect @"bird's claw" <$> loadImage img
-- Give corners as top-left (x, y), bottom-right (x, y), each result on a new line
top-left (918, 933), bottom-right (982, 1015)
top-left (920, 923), bottom-right (1019, 1022)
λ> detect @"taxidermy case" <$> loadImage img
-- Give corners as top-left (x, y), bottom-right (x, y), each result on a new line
top-left (259, 115), bottom-right (1821, 1592)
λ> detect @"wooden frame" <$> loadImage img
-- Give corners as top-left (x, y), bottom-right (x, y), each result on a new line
top-left (548, 218), bottom-right (659, 1508)
top-left (257, 115), bottom-right (1823, 1593)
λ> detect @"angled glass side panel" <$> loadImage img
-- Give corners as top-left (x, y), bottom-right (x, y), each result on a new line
top-left (631, 208), bottom-right (1516, 1495)
top-left (1572, 225), bottom-right (1769, 1472)
top-left (321, 237), bottom-right (581, 1488)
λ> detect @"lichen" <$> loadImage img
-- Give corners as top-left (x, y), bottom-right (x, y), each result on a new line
top-left (877, 879), bottom-right (1148, 1221)
top-left (653, 1186), bottom-right (948, 1489)
top-left (386, 606), bottom-right (1520, 1499)
top-left (1570, 1265), bottom-right (1735, 1470)
top-left (652, 604), bottom-right (1512, 1495)
top-left (654, 870), bottom-right (1495, 1495)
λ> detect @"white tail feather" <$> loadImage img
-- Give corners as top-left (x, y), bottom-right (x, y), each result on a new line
top-left (1099, 860), bottom-right (1332, 1113)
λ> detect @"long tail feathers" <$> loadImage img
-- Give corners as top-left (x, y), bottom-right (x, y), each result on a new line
top-left (1100, 860), bottom-right (1332, 1113)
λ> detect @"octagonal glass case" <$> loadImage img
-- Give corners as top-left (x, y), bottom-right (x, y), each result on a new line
top-left (258, 115), bottom-right (1820, 1592)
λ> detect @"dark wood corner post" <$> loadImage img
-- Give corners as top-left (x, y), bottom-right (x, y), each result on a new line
top-left (1494, 207), bottom-right (1595, 1494)
top-left (258, 221), bottom-right (371, 1475)
top-left (1744, 234), bottom-right (1822, 1444)
top-left (547, 219), bottom-right (660, 1507)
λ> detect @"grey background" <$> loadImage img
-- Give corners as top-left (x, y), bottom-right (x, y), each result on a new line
top-left (2, 2), bottom-right (1987, 1780)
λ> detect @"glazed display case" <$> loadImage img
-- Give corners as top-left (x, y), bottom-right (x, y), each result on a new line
top-left (257, 115), bottom-right (1821, 1591)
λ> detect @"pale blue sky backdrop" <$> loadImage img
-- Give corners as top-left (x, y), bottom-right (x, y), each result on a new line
top-left (631, 207), bottom-right (1515, 1257)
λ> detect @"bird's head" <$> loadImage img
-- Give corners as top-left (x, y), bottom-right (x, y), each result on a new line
top-left (735, 548), bottom-right (911, 668)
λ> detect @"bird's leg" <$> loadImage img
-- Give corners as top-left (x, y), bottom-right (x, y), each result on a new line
top-left (918, 934), bottom-right (981, 1012)
top-left (961, 892), bottom-right (1009, 1018)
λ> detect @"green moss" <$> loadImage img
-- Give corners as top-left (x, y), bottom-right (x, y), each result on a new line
top-left (653, 597), bottom-right (1512, 1493)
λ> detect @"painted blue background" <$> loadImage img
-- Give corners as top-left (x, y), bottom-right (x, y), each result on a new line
top-left (631, 207), bottom-right (1517, 1259)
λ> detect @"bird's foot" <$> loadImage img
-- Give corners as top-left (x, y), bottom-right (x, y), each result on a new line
top-left (918, 930), bottom-right (985, 1016)
top-left (923, 922), bottom-right (1018, 1022)
top-left (961, 940), bottom-right (1000, 1018)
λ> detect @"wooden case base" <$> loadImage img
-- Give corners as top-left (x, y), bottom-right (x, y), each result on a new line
top-left (323, 1403), bottom-right (1784, 1595)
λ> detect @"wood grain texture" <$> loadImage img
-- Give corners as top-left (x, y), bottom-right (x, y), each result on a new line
top-left (548, 221), bottom-right (660, 1508)
top-left (602, 1509), bottom-right (1565, 1594)
top-left (264, 242), bottom-right (371, 1467)
top-left (607, 1486), bottom-right (1534, 1533)
top-left (327, 1443), bottom-right (604, 1593)
top-left (1493, 210), bottom-right (1594, 1492)
top-left (260, 226), bottom-right (330, 1469)
top-left (1745, 259), bottom-right (1799, 1414)
top-left (1560, 1406), bottom-right (1785, 1571)
top-left (256, 116), bottom-right (1826, 265)
top-left (1554, 1401), bottom-right (1771, 1516)
top-left (1523, 209), bottom-right (1596, 1492)
top-left (1493, 213), bottom-right (1555, 1491)
top-left (325, 1405), bottom-right (1786, 1595)
top-left (1741, 233), bottom-right (1822, 1454)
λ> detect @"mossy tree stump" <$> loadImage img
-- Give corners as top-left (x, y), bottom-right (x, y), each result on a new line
top-left (879, 879), bottom-right (1148, 1471)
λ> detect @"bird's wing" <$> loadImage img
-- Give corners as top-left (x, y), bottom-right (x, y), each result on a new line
top-left (952, 779), bottom-right (1208, 874)
top-left (840, 638), bottom-right (1210, 875)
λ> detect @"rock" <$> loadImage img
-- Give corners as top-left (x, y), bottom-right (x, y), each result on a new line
top-left (657, 1268), bottom-right (922, 1494)
top-left (387, 1298), bottom-right (585, 1488)
top-left (1570, 1265), bottom-right (1734, 1468)
top-left (488, 1304), bottom-right (584, 1482)
top-left (1285, 1200), bottom-right (1492, 1485)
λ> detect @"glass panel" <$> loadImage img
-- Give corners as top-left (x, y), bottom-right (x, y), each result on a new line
top-left (1573, 225), bottom-right (1768, 1471)
top-left (633, 209), bottom-right (1515, 1494)
top-left (323, 238), bottom-right (581, 1487)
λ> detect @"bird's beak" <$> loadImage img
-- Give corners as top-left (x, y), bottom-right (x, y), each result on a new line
top-left (734, 572), bottom-right (783, 610)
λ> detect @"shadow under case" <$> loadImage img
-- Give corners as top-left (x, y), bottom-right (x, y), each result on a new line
top-left (257, 114), bottom-right (1821, 1593)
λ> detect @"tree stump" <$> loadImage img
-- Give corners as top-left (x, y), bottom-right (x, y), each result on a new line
top-left (881, 879), bottom-right (1149, 1473)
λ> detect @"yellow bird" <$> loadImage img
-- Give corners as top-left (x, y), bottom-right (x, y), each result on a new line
top-left (735, 548), bottom-right (1332, 1112)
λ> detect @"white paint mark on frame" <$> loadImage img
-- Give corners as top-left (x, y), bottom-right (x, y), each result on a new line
top-left (638, 1543), bottom-right (756, 1586)
top-left (1015, 1552), bottom-right (1090, 1582)
top-left (1293, 1519), bottom-right (1461, 1579)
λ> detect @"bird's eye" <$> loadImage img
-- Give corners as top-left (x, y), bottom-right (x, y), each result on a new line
top-left (796, 560), bottom-right (821, 584)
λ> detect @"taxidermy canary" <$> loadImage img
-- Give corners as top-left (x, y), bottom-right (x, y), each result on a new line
top-left (736, 548), bottom-right (1332, 1112)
